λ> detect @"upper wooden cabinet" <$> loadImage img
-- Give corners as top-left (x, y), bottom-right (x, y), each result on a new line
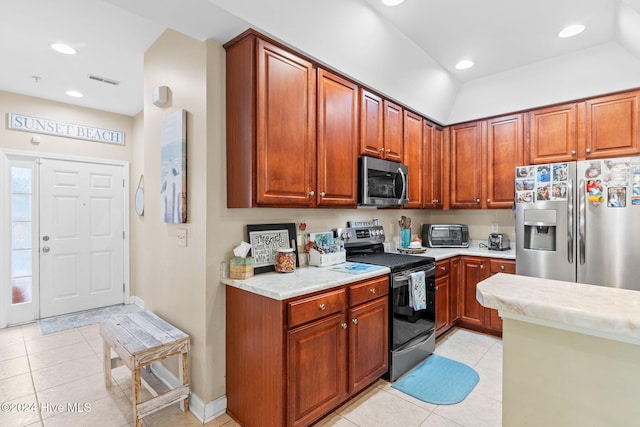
top-left (583, 90), bottom-right (640, 159)
top-left (383, 100), bottom-right (404, 162)
top-left (450, 115), bottom-right (524, 208)
top-left (317, 69), bottom-right (359, 207)
top-left (423, 122), bottom-right (444, 209)
top-left (226, 33), bottom-right (317, 208)
top-left (526, 102), bottom-right (579, 164)
top-left (485, 114), bottom-right (524, 208)
top-left (359, 89), bottom-right (384, 159)
top-left (403, 110), bottom-right (424, 208)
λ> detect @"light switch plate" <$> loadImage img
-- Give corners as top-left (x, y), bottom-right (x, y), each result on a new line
top-left (176, 228), bottom-right (187, 247)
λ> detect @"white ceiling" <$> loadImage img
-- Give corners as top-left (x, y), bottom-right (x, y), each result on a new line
top-left (2, 0), bottom-right (640, 123)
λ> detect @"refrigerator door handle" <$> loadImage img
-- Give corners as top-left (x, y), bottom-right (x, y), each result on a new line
top-left (578, 178), bottom-right (586, 265)
top-left (567, 178), bottom-right (574, 264)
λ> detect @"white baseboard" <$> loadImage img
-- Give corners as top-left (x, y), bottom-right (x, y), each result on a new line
top-left (150, 361), bottom-right (227, 424)
top-left (129, 296), bottom-right (144, 309)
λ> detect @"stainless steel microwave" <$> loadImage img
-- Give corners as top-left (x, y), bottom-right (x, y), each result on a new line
top-left (358, 156), bottom-right (409, 207)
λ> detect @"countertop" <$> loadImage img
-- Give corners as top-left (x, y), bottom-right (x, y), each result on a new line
top-left (392, 240), bottom-right (516, 261)
top-left (222, 262), bottom-right (390, 300)
top-left (477, 273), bottom-right (640, 345)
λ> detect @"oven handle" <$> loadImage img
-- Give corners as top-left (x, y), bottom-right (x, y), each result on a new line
top-left (394, 331), bottom-right (434, 354)
top-left (392, 264), bottom-right (436, 287)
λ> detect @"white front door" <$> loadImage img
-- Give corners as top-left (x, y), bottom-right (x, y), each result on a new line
top-left (39, 159), bottom-right (125, 318)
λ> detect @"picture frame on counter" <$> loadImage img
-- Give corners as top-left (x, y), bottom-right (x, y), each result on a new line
top-left (247, 223), bottom-right (299, 274)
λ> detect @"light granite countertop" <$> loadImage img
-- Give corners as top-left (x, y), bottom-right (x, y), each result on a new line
top-left (389, 240), bottom-right (516, 261)
top-left (222, 262), bottom-right (390, 300)
top-left (477, 273), bottom-right (640, 345)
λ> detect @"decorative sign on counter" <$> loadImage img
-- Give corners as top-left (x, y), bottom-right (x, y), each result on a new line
top-left (247, 223), bottom-right (298, 274)
top-left (7, 113), bottom-right (125, 145)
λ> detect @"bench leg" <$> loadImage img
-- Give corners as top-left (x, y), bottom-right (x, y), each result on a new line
top-left (179, 351), bottom-right (189, 411)
top-left (133, 367), bottom-right (143, 427)
top-left (103, 340), bottom-right (112, 387)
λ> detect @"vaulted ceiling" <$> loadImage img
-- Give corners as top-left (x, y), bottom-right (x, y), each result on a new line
top-left (2, 0), bottom-right (640, 123)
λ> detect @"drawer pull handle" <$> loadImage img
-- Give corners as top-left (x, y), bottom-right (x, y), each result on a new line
top-left (370, 288), bottom-right (376, 294)
top-left (352, 318), bottom-right (358, 325)
top-left (319, 303), bottom-right (326, 311)
top-left (341, 323), bottom-right (348, 329)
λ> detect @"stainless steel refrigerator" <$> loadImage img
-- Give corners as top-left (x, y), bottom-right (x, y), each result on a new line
top-left (515, 156), bottom-right (640, 290)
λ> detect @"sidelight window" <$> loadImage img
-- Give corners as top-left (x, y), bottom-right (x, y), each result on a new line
top-left (10, 166), bottom-right (33, 304)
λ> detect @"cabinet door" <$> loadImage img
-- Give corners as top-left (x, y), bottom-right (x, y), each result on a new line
top-left (487, 259), bottom-right (516, 332)
top-left (459, 257), bottom-right (489, 327)
top-left (383, 100), bottom-right (404, 162)
top-left (527, 103), bottom-right (578, 164)
top-left (449, 257), bottom-right (460, 324)
top-left (359, 89), bottom-right (384, 158)
top-left (423, 121), bottom-right (444, 209)
top-left (256, 39), bottom-right (316, 207)
top-left (435, 273), bottom-right (450, 336)
top-left (404, 110), bottom-right (424, 208)
top-left (348, 297), bottom-right (388, 394)
top-left (584, 90), bottom-right (640, 159)
top-left (317, 69), bottom-right (358, 207)
top-left (485, 114), bottom-right (524, 208)
top-left (450, 122), bottom-right (483, 208)
top-left (288, 312), bottom-right (348, 427)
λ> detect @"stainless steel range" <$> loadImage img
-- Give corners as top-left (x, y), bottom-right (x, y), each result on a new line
top-left (335, 223), bottom-right (436, 381)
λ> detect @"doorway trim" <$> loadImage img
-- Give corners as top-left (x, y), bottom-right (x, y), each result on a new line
top-left (0, 149), bottom-right (130, 328)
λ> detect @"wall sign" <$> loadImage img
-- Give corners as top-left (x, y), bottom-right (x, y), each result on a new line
top-left (7, 113), bottom-right (125, 145)
top-left (247, 223), bottom-right (298, 274)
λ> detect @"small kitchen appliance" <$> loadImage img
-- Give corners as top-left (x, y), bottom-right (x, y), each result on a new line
top-left (358, 156), bottom-right (409, 207)
top-left (488, 233), bottom-right (510, 251)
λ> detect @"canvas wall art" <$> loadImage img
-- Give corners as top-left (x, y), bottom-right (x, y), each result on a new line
top-left (160, 109), bottom-right (187, 223)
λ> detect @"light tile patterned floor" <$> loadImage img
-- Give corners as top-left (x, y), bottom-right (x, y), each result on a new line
top-left (0, 324), bottom-right (501, 427)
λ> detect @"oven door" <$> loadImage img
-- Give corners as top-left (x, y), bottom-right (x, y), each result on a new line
top-left (390, 264), bottom-right (436, 352)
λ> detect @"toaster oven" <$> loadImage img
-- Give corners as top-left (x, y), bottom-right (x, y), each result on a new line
top-left (422, 224), bottom-right (470, 248)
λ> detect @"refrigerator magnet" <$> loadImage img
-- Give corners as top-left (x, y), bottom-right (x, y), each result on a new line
top-left (607, 187), bottom-right (626, 207)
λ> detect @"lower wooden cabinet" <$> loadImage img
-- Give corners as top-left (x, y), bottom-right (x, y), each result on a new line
top-left (458, 256), bottom-right (515, 335)
top-left (435, 259), bottom-right (451, 336)
top-left (226, 275), bottom-right (389, 427)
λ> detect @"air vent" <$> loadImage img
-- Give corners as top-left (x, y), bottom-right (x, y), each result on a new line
top-left (88, 74), bottom-right (120, 85)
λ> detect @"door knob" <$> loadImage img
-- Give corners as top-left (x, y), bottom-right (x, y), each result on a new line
top-left (309, 191), bottom-right (315, 196)
top-left (42, 247), bottom-right (50, 253)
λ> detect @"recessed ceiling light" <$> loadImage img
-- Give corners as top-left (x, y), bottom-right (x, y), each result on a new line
top-left (455, 60), bottom-right (475, 70)
top-left (51, 43), bottom-right (76, 55)
top-left (558, 24), bottom-right (585, 38)
top-left (66, 90), bottom-right (83, 98)
top-left (382, 0), bottom-right (405, 6)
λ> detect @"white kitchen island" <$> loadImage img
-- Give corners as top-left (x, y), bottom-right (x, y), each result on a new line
top-left (477, 273), bottom-right (640, 426)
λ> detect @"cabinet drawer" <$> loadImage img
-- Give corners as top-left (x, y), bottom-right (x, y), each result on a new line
top-left (349, 276), bottom-right (389, 306)
top-left (436, 260), bottom-right (450, 277)
top-left (489, 259), bottom-right (515, 274)
top-left (288, 288), bottom-right (347, 328)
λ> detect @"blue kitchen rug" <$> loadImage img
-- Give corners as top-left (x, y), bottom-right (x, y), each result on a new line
top-left (391, 354), bottom-right (479, 405)
top-left (38, 304), bottom-right (142, 335)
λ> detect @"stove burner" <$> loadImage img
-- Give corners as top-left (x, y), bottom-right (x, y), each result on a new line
top-left (347, 252), bottom-right (434, 272)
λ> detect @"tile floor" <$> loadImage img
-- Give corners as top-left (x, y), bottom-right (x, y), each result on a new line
top-left (0, 324), bottom-right (501, 427)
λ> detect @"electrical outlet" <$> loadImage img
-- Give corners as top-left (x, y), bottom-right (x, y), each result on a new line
top-left (176, 228), bottom-right (187, 247)
top-left (491, 223), bottom-right (499, 233)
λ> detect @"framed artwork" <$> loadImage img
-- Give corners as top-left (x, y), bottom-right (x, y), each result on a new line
top-left (160, 109), bottom-right (187, 223)
top-left (247, 223), bottom-right (298, 274)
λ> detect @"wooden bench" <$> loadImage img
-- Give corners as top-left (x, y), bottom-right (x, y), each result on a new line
top-left (99, 310), bottom-right (190, 427)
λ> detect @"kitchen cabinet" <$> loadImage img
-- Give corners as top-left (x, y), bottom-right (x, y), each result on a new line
top-left (226, 275), bottom-right (388, 427)
top-left (317, 68), bottom-right (359, 207)
top-left (526, 102), bottom-right (579, 164)
top-left (383, 100), bottom-right (404, 162)
top-left (435, 259), bottom-right (451, 336)
top-left (458, 256), bottom-right (515, 334)
top-left (423, 122), bottom-right (444, 209)
top-left (404, 110), bottom-right (424, 208)
top-left (449, 114), bottom-right (523, 209)
top-left (225, 31), bottom-right (358, 208)
top-left (583, 90), bottom-right (640, 159)
top-left (359, 89), bottom-right (384, 159)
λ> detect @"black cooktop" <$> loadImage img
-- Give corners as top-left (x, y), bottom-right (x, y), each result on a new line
top-left (347, 252), bottom-right (435, 273)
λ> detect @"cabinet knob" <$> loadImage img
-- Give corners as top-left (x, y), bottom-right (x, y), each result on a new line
top-left (341, 323), bottom-right (348, 329)
top-left (439, 266), bottom-right (446, 271)
top-left (320, 192), bottom-right (326, 197)
top-left (487, 198), bottom-right (491, 203)
top-left (432, 199), bottom-right (439, 203)
top-left (476, 198), bottom-right (481, 203)
top-left (319, 303), bottom-right (326, 311)
top-left (500, 265), bottom-right (505, 270)
top-left (309, 191), bottom-right (315, 196)
top-left (370, 288), bottom-right (377, 294)
top-left (586, 148), bottom-right (591, 153)
top-left (480, 264), bottom-right (484, 269)
top-left (379, 148), bottom-right (385, 152)
top-left (352, 318), bottom-right (358, 325)
top-left (571, 150), bottom-right (576, 155)
top-left (386, 148), bottom-right (391, 153)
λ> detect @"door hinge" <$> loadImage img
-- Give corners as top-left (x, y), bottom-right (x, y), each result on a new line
top-left (123, 179), bottom-right (125, 188)
top-left (123, 283), bottom-right (125, 292)
top-left (123, 231), bottom-right (125, 239)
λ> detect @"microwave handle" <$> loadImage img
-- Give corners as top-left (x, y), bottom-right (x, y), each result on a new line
top-left (397, 167), bottom-right (407, 200)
